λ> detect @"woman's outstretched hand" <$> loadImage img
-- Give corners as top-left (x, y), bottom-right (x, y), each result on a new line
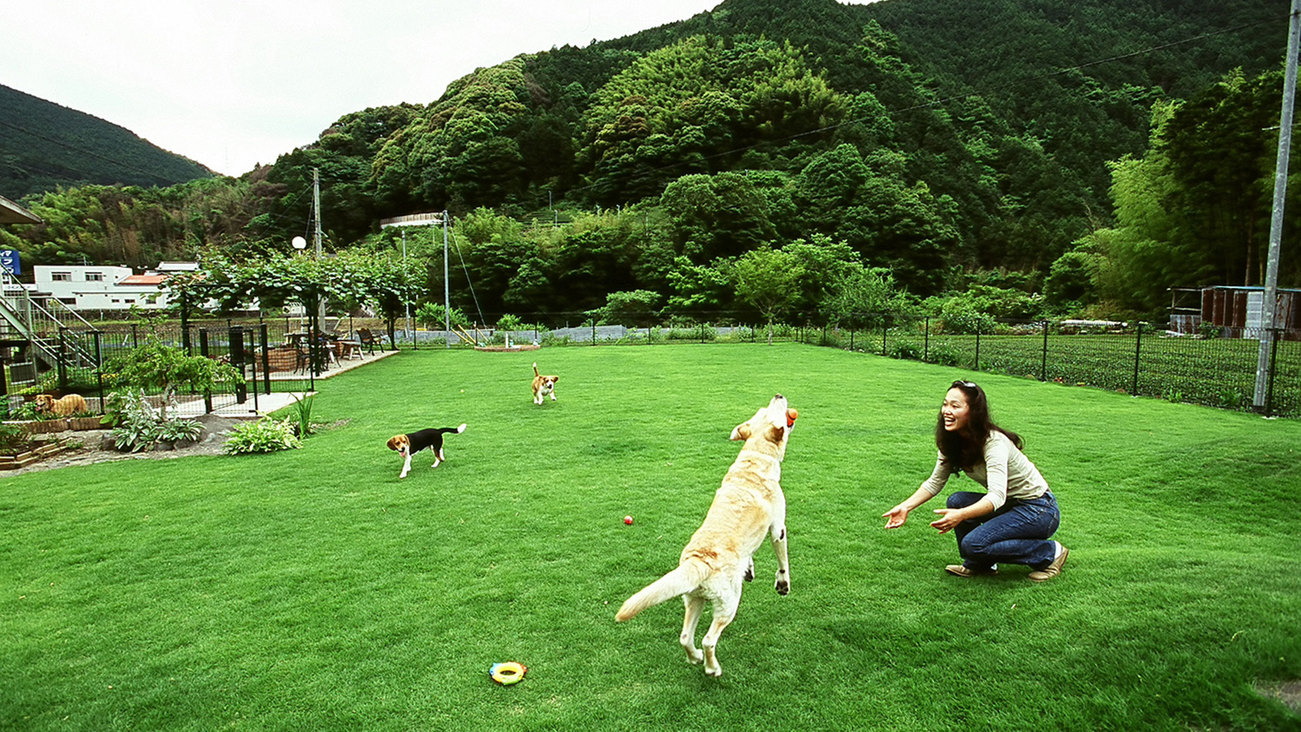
top-left (929, 508), bottom-right (962, 534)
top-left (883, 505), bottom-right (909, 529)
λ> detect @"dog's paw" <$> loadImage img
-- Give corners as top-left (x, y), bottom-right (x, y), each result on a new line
top-left (775, 579), bottom-right (789, 595)
top-left (685, 648), bottom-right (703, 665)
top-left (704, 663), bottom-right (722, 677)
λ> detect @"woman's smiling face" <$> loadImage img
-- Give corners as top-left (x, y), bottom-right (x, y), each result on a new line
top-left (942, 387), bottom-right (971, 433)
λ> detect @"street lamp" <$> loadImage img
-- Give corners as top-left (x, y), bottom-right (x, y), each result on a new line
top-left (292, 236), bottom-right (307, 251)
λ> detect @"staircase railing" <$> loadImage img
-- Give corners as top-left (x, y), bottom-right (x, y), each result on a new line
top-left (0, 270), bottom-right (100, 371)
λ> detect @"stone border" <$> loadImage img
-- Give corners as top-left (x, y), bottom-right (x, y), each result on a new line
top-left (0, 437), bottom-right (71, 470)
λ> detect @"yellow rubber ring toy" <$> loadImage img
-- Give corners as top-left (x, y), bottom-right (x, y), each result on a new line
top-left (489, 661), bottom-right (527, 685)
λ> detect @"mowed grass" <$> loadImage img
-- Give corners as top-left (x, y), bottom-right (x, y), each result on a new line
top-left (2, 344), bottom-right (1299, 731)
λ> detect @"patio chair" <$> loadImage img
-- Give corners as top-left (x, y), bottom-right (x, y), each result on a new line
top-left (356, 328), bottom-right (381, 355)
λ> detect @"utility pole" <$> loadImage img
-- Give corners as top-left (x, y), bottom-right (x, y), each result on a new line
top-left (312, 168), bottom-right (326, 327)
top-left (444, 211), bottom-right (450, 348)
top-left (1254, 0), bottom-right (1300, 411)
top-left (401, 228), bottom-right (410, 339)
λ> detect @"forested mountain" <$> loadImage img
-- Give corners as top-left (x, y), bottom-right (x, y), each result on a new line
top-left (1, 0), bottom-right (1292, 323)
top-left (0, 84), bottom-right (212, 199)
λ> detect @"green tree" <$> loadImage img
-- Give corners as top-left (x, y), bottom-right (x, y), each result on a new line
top-left (732, 247), bottom-right (805, 344)
top-left (105, 337), bottom-right (242, 420)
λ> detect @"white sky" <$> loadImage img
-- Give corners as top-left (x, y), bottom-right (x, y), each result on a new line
top-left (4, 1), bottom-right (878, 177)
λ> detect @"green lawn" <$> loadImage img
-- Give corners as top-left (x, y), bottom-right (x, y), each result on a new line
top-left (3, 344), bottom-right (1299, 730)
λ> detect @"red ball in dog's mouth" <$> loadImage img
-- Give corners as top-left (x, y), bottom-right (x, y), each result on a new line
top-left (786, 408), bottom-right (798, 427)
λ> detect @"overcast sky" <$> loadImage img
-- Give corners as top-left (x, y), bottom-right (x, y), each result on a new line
top-left (4, 1), bottom-right (878, 177)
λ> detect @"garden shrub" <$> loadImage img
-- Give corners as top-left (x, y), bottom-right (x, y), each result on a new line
top-left (110, 389), bottom-right (203, 453)
top-left (890, 341), bottom-right (922, 360)
top-left (927, 344), bottom-right (961, 367)
top-left (223, 418), bottom-right (302, 455)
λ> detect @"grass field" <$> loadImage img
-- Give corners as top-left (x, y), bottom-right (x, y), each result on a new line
top-left (3, 344), bottom-right (1299, 730)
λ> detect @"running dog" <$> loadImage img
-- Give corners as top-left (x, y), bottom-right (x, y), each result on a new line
top-left (34, 393), bottom-right (89, 417)
top-left (616, 394), bottom-right (798, 677)
top-left (386, 423), bottom-right (467, 478)
top-left (531, 362), bottom-right (559, 405)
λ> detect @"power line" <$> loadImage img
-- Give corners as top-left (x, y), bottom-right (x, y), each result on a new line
top-left (0, 118), bottom-right (187, 187)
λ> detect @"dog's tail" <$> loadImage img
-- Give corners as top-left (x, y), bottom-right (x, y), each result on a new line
top-left (533, 362), bottom-right (540, 377)
top-left (615, 557), bottom-right (710, 622)
top-left (439, 423), bottom-right (467, 435)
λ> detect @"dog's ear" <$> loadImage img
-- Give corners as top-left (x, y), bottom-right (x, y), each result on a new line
top-left (386, 436), bottom-right (402, 451)
top-left (551, 376), bottom-right (559, 383)
top-left (730, 422), bottom-right (752, 441)
top-left (765, 424), bottom-right (786, 443)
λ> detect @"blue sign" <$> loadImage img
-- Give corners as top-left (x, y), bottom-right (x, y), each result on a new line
top-left (0, 249), bottom-right (18, 275)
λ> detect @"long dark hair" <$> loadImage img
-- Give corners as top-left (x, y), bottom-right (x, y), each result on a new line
top-left (936, 380), bottom-right (1022, 469)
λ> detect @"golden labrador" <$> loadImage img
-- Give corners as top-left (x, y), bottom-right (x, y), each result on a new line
top-left (34, 393), bottom-right (88, 417)
top-left (616, 394), bottom-right (797, 677)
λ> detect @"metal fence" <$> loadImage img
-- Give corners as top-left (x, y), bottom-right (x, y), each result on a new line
top-left (5, 317), bottom-right (319, 420)
top-left (806, 317), bottom-right (1301, 418)
top-left (10, 311), bottom-right (1298, 420)
top-left (402, 311), bottom-right (1300, 418)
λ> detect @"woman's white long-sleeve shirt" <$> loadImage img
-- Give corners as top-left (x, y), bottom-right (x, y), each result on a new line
top-left (919, 431), bottom-right (1050, 510)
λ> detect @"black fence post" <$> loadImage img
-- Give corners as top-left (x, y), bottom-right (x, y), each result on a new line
top-left (1132, 322), bottom-right (1143, 397)
top-left (0, 353), bottom-right (8, 413)
top-left (181, 298), bottom-right (191, 354)
top-left (131, 323), bottom-right (139, 349)
top-left (199, 328), bottom-right (213, 414)
top-left (1040, 320), bottom-right (1049, 381)
top-left (93, 331), bottom-right (104, 415)
top-left (924, 317), bottom-right (930, 362)
top-left (1266, 328), bottom-right (1281, 416)
top-left (975, 327), bottom-right (981, 372)
top-left (260, 323), bottom-right (272, 396)
top-left (230, 326), bottom-right (247, 406)
top-left (57, 329), bottom-right (71, 392)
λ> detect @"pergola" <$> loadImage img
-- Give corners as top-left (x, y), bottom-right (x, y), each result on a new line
top-left (0, 194), bottom-right (40, 225)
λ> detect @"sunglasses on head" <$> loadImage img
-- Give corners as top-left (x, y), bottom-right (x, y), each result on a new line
top-left (952, 380), bottom-right (978, 389)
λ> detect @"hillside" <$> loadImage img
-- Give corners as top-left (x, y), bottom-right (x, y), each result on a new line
top-left (1, 0), bottom-right (1293, 318)
top-left (0, 83), bottom-right (213, 199)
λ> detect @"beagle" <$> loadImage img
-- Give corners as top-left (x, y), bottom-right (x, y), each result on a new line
top-left (532, 362), bottom-right (559, 405)
top-left (386, 423), bottom-right (466, 478)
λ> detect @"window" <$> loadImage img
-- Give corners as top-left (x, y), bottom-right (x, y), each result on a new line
top-left (51, 272), bottom-right (71, 282)
top-left (85, 272), bottom-right (104, 282)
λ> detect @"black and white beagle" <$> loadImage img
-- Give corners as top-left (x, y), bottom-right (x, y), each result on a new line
top-left (386, 423), bottom-right (466, 478)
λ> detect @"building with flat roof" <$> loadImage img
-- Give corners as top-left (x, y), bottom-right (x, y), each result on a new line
top-left (32, 263), bottom-right (188, 310)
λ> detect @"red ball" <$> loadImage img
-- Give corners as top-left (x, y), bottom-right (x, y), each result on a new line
top-left (623, 515), bottom-right (634, 525)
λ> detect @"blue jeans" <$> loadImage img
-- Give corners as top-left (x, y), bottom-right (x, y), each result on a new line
top-left (947, 491), bottom-right (1060, 570)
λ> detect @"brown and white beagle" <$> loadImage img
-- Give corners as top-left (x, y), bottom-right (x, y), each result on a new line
top-left (532, 362), bottom-right (559, 405)
top-left (386, 423), bottom-right (466, 478)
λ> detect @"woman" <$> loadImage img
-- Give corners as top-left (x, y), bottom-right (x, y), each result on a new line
top-left (882, 380), bottom-right (1068, 581)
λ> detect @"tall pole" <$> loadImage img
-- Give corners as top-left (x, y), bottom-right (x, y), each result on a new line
top-left (402, 228), bottom-right (411, 340)
top-left (444, 211), bottom-right (450, 348)
top-left (313, 168), bottom-right (326, 328)
top-left (1254, 0), bottom-right (1300, 410)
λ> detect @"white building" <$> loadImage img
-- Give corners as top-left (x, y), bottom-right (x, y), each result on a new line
top-left (32, 263), bottom-right (195, 310)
